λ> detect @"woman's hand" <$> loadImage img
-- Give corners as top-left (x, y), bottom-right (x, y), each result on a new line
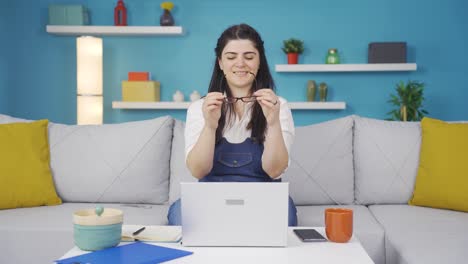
top-left (253, 89), bottom-right (280, 126)
top-left (202, 92), bottom-right (224, 130)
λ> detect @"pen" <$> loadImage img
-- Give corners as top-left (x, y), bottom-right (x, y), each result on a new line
top-left (132, 227), bottom-right (146, 236)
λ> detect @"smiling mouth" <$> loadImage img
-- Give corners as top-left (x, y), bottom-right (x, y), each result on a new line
top-left (233, 71), bottom-right (255, 77)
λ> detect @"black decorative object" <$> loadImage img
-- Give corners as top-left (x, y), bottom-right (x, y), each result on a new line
top-left (160, 9), bottom-right (174, 26)
top-left (160, 2), bottom-right (175, 26)
top-left (368, 42), bottom-right (407, 63)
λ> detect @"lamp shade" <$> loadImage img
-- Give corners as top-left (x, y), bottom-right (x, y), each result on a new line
top-left (77, 36), bottom-right (103, 125)
top-left (77, 95), bottom-right (103, 125)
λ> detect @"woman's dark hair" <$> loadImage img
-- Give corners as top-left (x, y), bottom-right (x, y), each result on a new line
top-left (207, 23), bottom-right (275, 144)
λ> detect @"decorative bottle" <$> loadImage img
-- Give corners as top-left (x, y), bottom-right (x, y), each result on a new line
top-left (326, 48), bottom-right (340, 64)
top-left (160, 2), bottom-right (175, 26)
top-left (319, 82), bottom-right (328, 102)
top-left (114, 0), bottom-right (127, 26)
top-left (306, 80), bottom-right (317, 101)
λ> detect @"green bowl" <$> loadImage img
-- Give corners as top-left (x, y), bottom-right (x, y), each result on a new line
top-left (73, 207), bottom-right (124, 251)
top-left (74, 223), bottom-right (122, 251)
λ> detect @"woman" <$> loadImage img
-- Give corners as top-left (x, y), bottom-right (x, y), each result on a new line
top-left (168, 23), bottom-right (297, 226)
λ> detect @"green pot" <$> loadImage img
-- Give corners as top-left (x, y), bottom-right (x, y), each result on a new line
top-left (74, 223), bottom-right (122, 251)
top-left (73, 207), bottom-right (124, 251)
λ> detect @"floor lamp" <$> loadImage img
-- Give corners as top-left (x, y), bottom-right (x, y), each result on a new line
top-left (77, 36), bottom-right (103, 125)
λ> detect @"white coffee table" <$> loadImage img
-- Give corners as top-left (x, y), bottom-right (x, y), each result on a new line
top-left (58, 227), bottom-right (374, 264)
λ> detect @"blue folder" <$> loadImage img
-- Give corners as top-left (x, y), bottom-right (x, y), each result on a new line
top-left (55, 242), bottom-right (193, 264)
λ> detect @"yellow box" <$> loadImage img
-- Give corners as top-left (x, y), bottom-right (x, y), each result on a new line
top-left (122, 81), bottom-right (160, 102)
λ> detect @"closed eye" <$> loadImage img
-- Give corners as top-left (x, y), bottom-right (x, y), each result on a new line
top-left (224, 52), bottom-right (257, 60)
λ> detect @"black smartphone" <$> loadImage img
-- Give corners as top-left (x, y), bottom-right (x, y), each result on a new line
top-left (293, 229), bottom-right (328, 242)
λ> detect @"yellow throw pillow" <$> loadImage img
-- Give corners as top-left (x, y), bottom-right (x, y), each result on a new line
top-left (409, 117), bottom-right (468, 212)
top-left (0, 120), bottom-right (62, 209)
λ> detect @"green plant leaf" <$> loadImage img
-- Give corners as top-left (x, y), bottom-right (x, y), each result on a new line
top-left (386, 80), bottom-right (427, 121)
top-left (282, 38), bottom-right (304, 54)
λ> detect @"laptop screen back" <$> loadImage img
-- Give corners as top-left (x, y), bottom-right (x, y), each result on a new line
top-left (181, 182), bottom-right (288, 247)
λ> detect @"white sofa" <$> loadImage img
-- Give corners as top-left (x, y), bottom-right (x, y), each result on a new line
top-left (0, 114), bottom-right (467, 264)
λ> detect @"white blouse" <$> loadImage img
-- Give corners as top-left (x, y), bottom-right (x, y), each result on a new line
top-left (184, 96), bottom-right (295, 166)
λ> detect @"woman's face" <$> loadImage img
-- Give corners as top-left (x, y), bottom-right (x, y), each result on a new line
top-left (218, 39), bottom-right (260, 94)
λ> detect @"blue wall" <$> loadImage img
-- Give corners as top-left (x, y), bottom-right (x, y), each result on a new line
top-left (4, 0), bottom-right (468, 125)
top-left (0, 2), bottom-right (14, 114)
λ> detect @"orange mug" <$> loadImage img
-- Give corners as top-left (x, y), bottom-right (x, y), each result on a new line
top-left (325, 208), bottom-right (353, 243)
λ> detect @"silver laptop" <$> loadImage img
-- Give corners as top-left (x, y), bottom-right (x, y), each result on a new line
top-left (181, 182), bottom-right (289, 247)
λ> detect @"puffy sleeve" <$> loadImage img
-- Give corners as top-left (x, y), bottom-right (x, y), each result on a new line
top-left (184, 99), bottom-right (205, 162)
top-left (278, 96), bottom-right (295, 156)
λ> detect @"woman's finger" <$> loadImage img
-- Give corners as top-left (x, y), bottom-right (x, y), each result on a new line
top-left (205, 92), bottom-right (224, 100)
top-left (206, 105), bottom-right (221, 111)
top-left (253, 88), bottom-right (276, 97)
top-left (204, 99), bottom-right (223, 107)
top-left (258, 98), bottom-right (276, 107)
top-left (256, 95), bottom-right (278, 106)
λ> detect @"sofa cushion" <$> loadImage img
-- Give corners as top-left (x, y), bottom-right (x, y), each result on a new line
top-left (0, 114), bottom-right (28, 123)
top-left (169, 120), bottom-right (196, 204)
top-left (0, 120), bottom-right (62, 209)
top-left (369, 205), bottom-right (468, 264)
top-left (49, 117), bottom-right (174, 204)
top-left (0, 202), bottom-right (170, 263)
top-left (0, 114), bottom-right (174, 204)
top-left (283, 116), bottom-right (354, 205)
top-left (354, 116), bottom-right (420, 205)
top-left (297, 205), bottom-right (385, 264)
top-left (409, 117), bottom-right (468, 212)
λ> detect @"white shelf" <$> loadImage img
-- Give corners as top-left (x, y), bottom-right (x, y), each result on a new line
top-left (288, 102), bottom-right (346, 109)
top-left (112, 101), bottom-right (346, 110)
top-left (275, 63), bottom-right (417, 72)
top-left (46, 25), bottom-right (184, 36)
top-left (113, 101), bottom-right (191, 109)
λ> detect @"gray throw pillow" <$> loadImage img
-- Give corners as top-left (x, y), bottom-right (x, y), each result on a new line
top-left (168, 120), bottom-right (196, 204)
top-left (353, 116), bottom-right (420, 205)
top-left (283, 116), bottom-right (355, 205)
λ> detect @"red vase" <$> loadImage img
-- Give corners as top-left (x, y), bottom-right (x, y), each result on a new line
top-left (114, 0), bottom-right (127, 26)
top-left (287, 53), bottom-right (299, 64)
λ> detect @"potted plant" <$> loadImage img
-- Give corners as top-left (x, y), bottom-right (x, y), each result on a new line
top-left (282, 38), bottom-right (304, 64)
top-left (387, 80), bottom-right (428, 121)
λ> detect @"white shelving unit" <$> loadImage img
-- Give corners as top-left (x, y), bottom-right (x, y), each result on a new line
top-left (112, 101), bottom-right (346, 110)
top-left (46, 25), bottom-right (184, 36)
top-left (275, 63), bottom-right (417, 72)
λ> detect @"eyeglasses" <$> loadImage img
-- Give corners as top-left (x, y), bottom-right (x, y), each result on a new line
top-left (223, 96), bottom-right (258, 103)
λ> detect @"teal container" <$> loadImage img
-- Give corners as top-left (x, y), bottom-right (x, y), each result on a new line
top-left (48, 5), bottom-right (89, 25)
top-left (74, 223), bottom-right (122, 251)
top-left (73, 207), bottom-right (123, 251)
